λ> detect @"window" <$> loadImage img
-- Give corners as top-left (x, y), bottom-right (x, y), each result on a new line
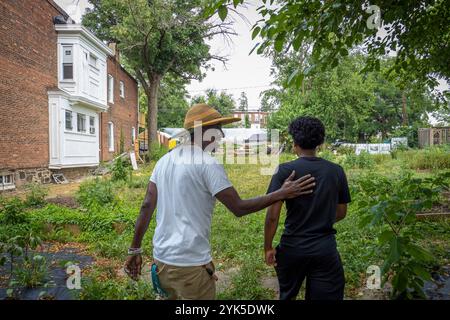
top-left (89, 54), bottom-right (97, 67)
top-left (108, 75), bottom-right (114, 103)
top-left (131, 127), bottom-right (136, 144)
top-left (77, 113), bottom-right (86, 133)
top-left (62, 45), bottom-right (73, 80)
top-left (89, 116), bottom-right (95, 134)
top-left (108, 122), bottom-right (114, 152)
top-left (65, 110), bottom-right (73, 130)
top-left (119, 81), bottom-right (125, 98)
top-left (0, 173), bottom-right (15, 190)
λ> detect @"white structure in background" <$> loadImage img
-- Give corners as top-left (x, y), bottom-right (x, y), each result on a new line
top-left (48, 24), bottom-right (113, 169)
top-left (342, 138), bottom-right (407, 155)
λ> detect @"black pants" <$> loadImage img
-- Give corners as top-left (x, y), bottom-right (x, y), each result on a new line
top-left (274, 245), bottom-right (345, 300)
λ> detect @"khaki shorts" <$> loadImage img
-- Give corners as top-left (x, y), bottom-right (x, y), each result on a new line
top-left (154, 260), bottom-right (216, 300)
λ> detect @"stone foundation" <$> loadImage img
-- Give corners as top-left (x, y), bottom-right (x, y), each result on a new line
top-left (15, 167), bottom-right (53, 186)
top-left (2, 166), bottom-right (97, 190)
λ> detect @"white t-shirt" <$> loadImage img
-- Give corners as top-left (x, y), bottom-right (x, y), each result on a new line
top-left (149, 144), bottom-right (232, 266)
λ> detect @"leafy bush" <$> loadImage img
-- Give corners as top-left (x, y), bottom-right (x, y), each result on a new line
top-left (356, 170), bottom-right (450, 299)
top-left (342, 151), bottom-right (375, 169)
top-left (336, 145), bottom-right (355, 155)
top-left (76, 178), bottom-right (116, 210)
top-left (0, 197), bottom-right (28, 225)
top-left (318, 149), bottom-right (336, 162)
top-left (110, 157), bottom-right (132, 182)
top-left (24, 183), bottom-right (48, 208)
top-left (406, 146), bottom-right (450, 170)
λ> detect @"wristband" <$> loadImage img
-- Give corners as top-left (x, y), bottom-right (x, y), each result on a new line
top-left (128, 247), bottom-right (143, 256)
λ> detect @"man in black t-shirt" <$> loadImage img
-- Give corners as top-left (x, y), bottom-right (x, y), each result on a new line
top-left (264, 116), bottom-right (351, 300)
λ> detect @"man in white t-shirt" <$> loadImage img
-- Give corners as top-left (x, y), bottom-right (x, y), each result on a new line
top-left (125, 104), bottom-right (315, 299)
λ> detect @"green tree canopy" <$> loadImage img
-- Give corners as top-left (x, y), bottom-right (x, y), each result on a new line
top-left (207, 0), bottom-right (450, 93)
top-left (191, 89), bottom-right (236, 116)
top-left (83, 0), bottom-right (233, 149)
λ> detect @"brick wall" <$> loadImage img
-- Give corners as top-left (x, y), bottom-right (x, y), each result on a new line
top-left (100, 56), bottom-right (139, 161)
top-left (0, 0), bottom-right (62, 170)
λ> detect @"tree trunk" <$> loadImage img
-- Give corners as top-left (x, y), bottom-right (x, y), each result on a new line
top-left (402, 92), bottom-right (408, 126)
top-left (147, 75), bottom-right (161, 155)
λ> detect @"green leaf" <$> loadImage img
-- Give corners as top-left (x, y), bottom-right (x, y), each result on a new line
top-left (252, 26), bottom-right (261, 40)
top-left (218, 5), bottom-right (228, 21)
top-left (249, 42), bottom-right (260, 55)
top-left (405, 243), bottom-right (434, 262)
top-left (274, 33), bottom-right (285, 52)
top-left (411, 264), bottom-right (432, 281)
top-left (379, 230), bottom-right (394, 243)
top-left (287, 68), bottom-right (300, 85)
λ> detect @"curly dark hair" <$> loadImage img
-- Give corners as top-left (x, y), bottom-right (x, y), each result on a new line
top-left (288, 116), bottom-right (325, 149)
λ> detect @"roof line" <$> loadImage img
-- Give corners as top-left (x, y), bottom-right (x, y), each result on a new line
top-left (47, 0), bottom-right (70, 20)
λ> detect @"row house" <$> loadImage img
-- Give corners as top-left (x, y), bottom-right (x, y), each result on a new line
top-left (0, 0), bottom-right (138, 190)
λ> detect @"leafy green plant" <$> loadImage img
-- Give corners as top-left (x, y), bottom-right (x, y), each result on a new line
top-left (110, 157), bottom-right (132, 182)
top-left (406, 146), bottom-right (450, 170)
top-left (15, 254), bottom-right (48, 288)
top-left (24, 183), bottom-right (48, 208)
top-left (76, 178), bottom-right (116, 210)
top-left (148, 142), bottom-right (168, 162)
top-left (357, 171), bottom-right (450, 299)
top-left (342, 151), bottom-right (375, 169)
top-left (0, 197), bottom-right (28, 225)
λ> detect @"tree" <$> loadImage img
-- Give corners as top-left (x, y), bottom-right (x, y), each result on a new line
top-left (265, 52), bottom-right (438, 143)
top-left (191, 89), bottom-right (236, 116)
top-left (244, 114), bottom-right (250, 128)
top-left (139, 74), bottom-right (190, 128)
top-left (238, 91), bottom-right (248, 112)
top-left (207, 0), bottom-right (450, 92)
top-left (83, 0), bottom-right (234, 151)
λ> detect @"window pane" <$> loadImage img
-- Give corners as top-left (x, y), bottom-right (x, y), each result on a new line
top-left (65, 110), bottom-right (72, 130)
top-left (89, 116), bottom-right (95, 134)
top-left (89, 54), bottom-right (97, 67)
top-left (63, 64), bottom-right (73, 79)
top-left (77, 114), bottom-right (86, 132)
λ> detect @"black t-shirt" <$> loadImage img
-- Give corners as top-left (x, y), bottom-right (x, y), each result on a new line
top-left (267, 156), bottom-right (351, 255)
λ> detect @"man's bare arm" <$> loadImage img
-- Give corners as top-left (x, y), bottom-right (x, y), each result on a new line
top-left (264, 201), bottom-right (283, 251)
top-left (215, 171), bottom-right (315, 217)
top-left (336, 203), bottom-right (347, 223)
top-left (130, 181), bottom-right (158, 248)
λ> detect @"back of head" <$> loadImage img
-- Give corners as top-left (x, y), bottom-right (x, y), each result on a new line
top-left (288, 116), bottom-right (325, 149)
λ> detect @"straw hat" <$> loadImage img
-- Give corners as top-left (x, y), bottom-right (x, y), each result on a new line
top-left (184, 103), bottom-right (241, 130)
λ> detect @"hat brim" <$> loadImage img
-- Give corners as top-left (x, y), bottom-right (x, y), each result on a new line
top-left (184, 117), bottom-right (241, 130)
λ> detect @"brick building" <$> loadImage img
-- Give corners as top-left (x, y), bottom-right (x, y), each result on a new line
top-left (0, 0), bottom-right (138, 190)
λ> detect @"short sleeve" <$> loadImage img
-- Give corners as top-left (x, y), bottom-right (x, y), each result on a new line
top-left (203, 162), bottom-right (233, 196)
top-left (149, 160), bottom-right (160, 184)
top-left (338, 167), bottom-right (351, 204)
top-left (266, 165), bottom-right (286, 194)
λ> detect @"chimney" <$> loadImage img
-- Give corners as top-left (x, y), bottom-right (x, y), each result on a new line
top-left (108, 42), bottom-right (120, 63)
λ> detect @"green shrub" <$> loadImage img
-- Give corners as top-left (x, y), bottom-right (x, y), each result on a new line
top-left (24, 183), bottom-right (48, 208)
top-left (0, 197), bottom-right (28, 225)
top-left (406, 146), bottom-right (450, 170)
top-left (318, 149), bottom-right (336, 162)
top-left (76, 178), bottom-right (116, 210)
top-left (147, 143), bottom-right (168, 162)
top-left (342, 151), bottom-right (375, 169)
top-left (357, 170), bottom-right (450, 299)
top-left (336, 145), bottom-right (355, 155)
top-left (110, 157), bottom-right (132, 182)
